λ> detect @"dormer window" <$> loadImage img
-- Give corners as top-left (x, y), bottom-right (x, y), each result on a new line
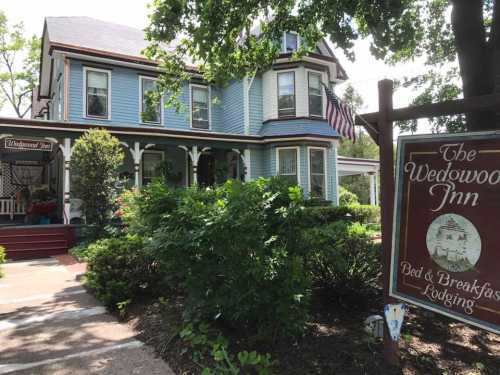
top-left (84, 67), bottom-right (110, 119)
top-left (283, 32), bottom-right (298, 52)
top-left (277, 72), bottom-right (295, 118)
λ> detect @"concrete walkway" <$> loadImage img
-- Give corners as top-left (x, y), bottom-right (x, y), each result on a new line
top-left (0, 257), bottom-right (174, 374)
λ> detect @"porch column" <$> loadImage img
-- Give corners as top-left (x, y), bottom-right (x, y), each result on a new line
top-left (369, 172), bottom-right (378, 206)
top-left (61, 138), bottom-right (72, 224)
top-left (232, 148), bottom-right (251, 182)
top-left (133, 142), bottom-right (141, 188)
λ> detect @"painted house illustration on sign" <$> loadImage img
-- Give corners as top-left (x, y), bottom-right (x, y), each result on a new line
top-left (434, 217), bottom-right (468, 263)
top-left (0, 17), bottom-right (379, 258)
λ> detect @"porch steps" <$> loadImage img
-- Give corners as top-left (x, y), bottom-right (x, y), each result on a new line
top-left (0, 225), bottom-right (75, 261)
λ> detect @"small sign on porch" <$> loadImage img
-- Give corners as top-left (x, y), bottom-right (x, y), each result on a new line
top-left (390, 131), bottom-right (500, 335)
top-left (4, 138), bottom-right (53, 152)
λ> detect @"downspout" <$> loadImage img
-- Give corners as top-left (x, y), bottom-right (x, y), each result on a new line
top-left (244, 72), bottom-right (257, 135)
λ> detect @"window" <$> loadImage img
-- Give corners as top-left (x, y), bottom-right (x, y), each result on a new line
top-left (277, 72), bottom-right (295, 118)
top-left (284, 32), bottom-right (298, 52)
top-left (277, 148), bottom-right (299, 183)
top-left (191, 85), bottom-right (209, 129)
top-left (308, 72), bottom-right (323, 117)
top-left (142, 151), bottom-right (164, 186)
top-left (85, 68), bottom-right (109, 118)
top-left (140, 77), bottom-right (161, 124)
top-left (309, 148), bottom-right (326, 199)
top-left (57, 81), bottom-right (63, 120)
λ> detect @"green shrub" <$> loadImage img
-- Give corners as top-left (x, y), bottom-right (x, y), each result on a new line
top-left (150, 177), bottom-right (311, 338)
top-left (0, 246), bottom-right (5, 278)
top-left (338, 186), bottom-right (360, 206)
top-left (71, 128), bottom-right (124, 229)
top-left (305, 220), bottom-right (381, 295)
top-left (85, 234), bottom-right (160, 308)
top-left (302, 204), bottom-right (380, 226)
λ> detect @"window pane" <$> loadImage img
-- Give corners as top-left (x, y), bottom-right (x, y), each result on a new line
top-left (141, 78), bottom-right (161, 123)
top-left (308, 73), bottom-right (321, 95)
top-left (309, 95), bottom-right (323, 117)
top-left (193, 87), bottom-right (208, 104)
top-left (310, 175), bottom-right (325, 198)
top-left (285, 32), bottom-right (298, 51)
top-left (142, 152), bottom-right (163, 185)
top-left (279, 149), bottom-right (298, 183)
top-left (310, 149), bottom-right (325, 198)
top-left (192, 86), bottom-right (209, 128)
top-left (86, 71), bottom-right (108, 117)
top-left (87, 94), bottom-right (107, 117)
top-left (310, 149), bottom-right (324, 173)
top-left (87, 71), bottom-right (108, 89)
top-left (278, 72), bottom-right (295, 117)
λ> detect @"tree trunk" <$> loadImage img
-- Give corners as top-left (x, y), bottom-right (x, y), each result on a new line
top-left (451, 0), bottom-right (497, 131)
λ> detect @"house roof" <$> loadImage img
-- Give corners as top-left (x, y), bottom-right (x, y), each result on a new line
top-left (259, 119), bottom-right (340, 138)
top-left (46, 17), bottom-right (152, 61)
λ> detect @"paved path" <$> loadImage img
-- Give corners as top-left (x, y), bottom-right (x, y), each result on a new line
top-left (0, 257), bottom-right (174, 374)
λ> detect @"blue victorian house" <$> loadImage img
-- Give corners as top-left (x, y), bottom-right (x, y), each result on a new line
top-left (0, 17), bottom-right (379, 231)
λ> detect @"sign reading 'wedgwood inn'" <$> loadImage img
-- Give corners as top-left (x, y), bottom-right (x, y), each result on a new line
top-left (4, 138), bottom-right (53, 152)
top-left (391, 132), bottom-right (500, 334)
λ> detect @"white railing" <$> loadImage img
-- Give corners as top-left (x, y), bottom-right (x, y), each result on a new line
top-left (0, 197), bottom-right (25, 220)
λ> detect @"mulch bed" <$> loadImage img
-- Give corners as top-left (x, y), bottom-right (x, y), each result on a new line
top-left (126, 290), bottom-right (500, 375)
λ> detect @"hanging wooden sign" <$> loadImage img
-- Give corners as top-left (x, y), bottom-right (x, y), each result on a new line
top-left (4, 138), bottom-right (53, 152)
top-left (390, 131), bottom-right (500, 334)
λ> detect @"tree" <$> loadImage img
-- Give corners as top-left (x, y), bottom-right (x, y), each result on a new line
top-left (71, 129), bottom-right (124, 229)
top-left (337, 85), bottom-right (378, 204)
top-left (0, 11), bottom-right (40, 118)
top-left (145, 0), bottom-right (500, 131)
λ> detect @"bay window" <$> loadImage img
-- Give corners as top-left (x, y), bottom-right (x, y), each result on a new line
top-left (85, 68), bottom-right (110, 118)
top-left (309, 148), bottom-right (326, 199)
top-left (140, 77), bottom-right (161, 124)
top-left (277, 147), bottom-right (299, 184)
top-left (284, 32), bottom-right (298, 52)
top-left (191, 85), bottom-right (209, 129)
top-left (277, 72), bottom-right (295, 118)
top-left (308, 72), bottom-right (323, 117)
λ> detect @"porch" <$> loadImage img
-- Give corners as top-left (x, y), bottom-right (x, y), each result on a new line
top-left (337, 156), bottom-right (379, 205)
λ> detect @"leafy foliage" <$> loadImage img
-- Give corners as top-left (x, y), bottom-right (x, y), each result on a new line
top-left (302, 204), bottom-right (380, 226)
top-left (144, 0), bottom-right (418, 108)
top-left (0, 11), bottom-right (40, 118)
top-left (180, 321), bottom-right (275, 374)
top-left (0, 246), bottom-right (5, 278)
top-left (148, 178), bottom-right (310, 338)
top-left (304, 220), bottom-right (381, 295)
top-left (338, 186), bottom-right (359, 206)
top-left (85, 235), bottom-right (160, 309)
top-left (71, 129), bottom-right (124, 228)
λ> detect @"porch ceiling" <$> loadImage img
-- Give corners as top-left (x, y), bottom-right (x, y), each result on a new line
top-left (337, 156), bottom-right (379, 177)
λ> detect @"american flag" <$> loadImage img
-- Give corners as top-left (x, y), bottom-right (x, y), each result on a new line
top-left (323, 84), bottom-right (356, 142)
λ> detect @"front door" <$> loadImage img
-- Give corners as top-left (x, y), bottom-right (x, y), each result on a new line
top-left (197, 154), bottom-right (215, 187)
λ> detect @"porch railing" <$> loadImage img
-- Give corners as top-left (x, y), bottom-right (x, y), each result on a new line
top-left (0, 197), bottom-right (25, 220)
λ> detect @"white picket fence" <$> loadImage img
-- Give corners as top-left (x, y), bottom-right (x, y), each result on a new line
top-left (0, 197), bottom-right (25, 220)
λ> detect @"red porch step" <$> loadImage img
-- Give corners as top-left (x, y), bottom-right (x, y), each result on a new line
top-left (0, 225), bottom-right (76, 261)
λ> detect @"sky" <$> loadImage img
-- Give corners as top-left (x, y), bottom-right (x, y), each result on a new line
top-left (0, 0), bottom-right (432, 134)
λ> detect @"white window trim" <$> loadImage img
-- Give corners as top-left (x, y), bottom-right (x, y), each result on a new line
top-left (140, 150), bottom-right (164, 187)
top-left (307, 146), bottom-right (328, 200)
top-left (282, 31), bottom-right (300, 53)
top-left (277, 70), bottom-right (296, 119)
top-left (306, 69), bottom-right (324, 118)
top-left (189, 83), bottom-right (211, 130)
top-left (83, 66), bottom-right (111, 120)
top-left (276, 146), bottom-right (301, 184)
top-left (138, 75), bottom-right (163, 126)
